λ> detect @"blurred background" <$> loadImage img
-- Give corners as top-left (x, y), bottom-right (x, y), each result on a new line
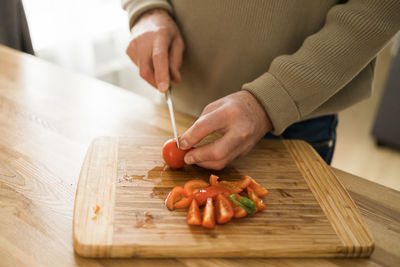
top-left (23, 0), bottom-right (159, 101)
top-left (20, 0), bottom-right (400, 190)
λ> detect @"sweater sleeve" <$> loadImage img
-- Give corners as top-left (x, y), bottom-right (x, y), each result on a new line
top-left (121, 0), bottom-right (173, 30)
top-left (242, 0), bottom-right (400, 135)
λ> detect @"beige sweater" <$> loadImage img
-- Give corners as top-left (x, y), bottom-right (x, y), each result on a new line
top-left (122, 0), bottom-right (400, 135)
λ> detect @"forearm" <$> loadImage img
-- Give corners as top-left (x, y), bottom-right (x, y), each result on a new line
top-left (121, 0), bottom-right (173, 29)
top-left (243, 0), bottom-right (400, 135)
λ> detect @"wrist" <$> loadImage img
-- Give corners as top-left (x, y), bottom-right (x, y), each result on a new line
top-left (241, 90), bottom-right (274, 134)
top-left (134, 8), bottom-right (171, 26)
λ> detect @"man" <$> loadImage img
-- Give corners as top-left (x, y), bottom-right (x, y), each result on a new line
top-left (122, 0), bottom-right (400, 170)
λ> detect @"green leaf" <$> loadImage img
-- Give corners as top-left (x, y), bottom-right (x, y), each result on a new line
top-left (229, 194), bottom-right (256, 215)
top-left (239, 196), bottom-right (256, 214)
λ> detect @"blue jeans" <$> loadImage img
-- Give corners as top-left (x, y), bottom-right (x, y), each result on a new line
top-left (264, 115), bottom-right (338, 165)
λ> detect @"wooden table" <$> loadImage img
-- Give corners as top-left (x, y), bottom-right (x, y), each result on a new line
top-left (0, 45), bottom-right (399, 266)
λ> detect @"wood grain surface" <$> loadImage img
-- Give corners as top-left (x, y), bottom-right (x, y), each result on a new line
top-left (1, 45), bottom-right (399, 266)
top-left (73, 137), bottom-right (373, 258)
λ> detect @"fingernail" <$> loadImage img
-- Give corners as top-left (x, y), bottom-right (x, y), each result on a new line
top-left (185, 155), bottom-right (194, 165)
top-left (158, 82), bottom-right (169, 92)
top-left (180, 139), bottom-right (189, 150)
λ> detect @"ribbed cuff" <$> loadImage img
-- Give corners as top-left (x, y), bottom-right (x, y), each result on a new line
top-left (124, 0), bottom-right (174, 30)
top-left (242, 72), bottom-right (301, 135)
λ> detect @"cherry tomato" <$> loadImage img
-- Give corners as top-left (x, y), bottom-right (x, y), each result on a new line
top-left (165, 186), bottom-right (192, 210)
top-left (194, 185), bottom-right (231, 206)
top-left (246, 175), bottom-right (269, 197)
top-left (183, 179), bottom-right (209, 197)
top-left (202, 197), bottom-right (215, 229)
top-left (162, 139), bottom-right (187, 168)
top-left (187, 199), bottom-right (202, 226)
top-left (215, 194), bottom-right (234, 224)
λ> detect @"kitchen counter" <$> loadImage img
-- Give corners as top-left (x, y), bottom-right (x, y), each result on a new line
top-left (0, 45), bottom-right (399, 266)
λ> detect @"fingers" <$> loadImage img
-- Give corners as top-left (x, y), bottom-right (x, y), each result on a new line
top-left (138, 55), bottom-right (156, 88)
top-left (180, 110), bottom-right (226, 150)
top-left (127, 39), bottom-right (157, 88)
top-left (169, 37), bottom-right (184, 83)
top-left (183, 131), bottom-right (242, 165)
top-left (152, 37), bottom-right (170, 92)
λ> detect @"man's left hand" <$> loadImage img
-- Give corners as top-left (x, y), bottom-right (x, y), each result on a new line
top-left (179, 90), bottom-right (273, 170)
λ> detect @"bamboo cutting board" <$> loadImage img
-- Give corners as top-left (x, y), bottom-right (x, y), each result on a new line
top-left (73, 137), bottom-right (374, 258)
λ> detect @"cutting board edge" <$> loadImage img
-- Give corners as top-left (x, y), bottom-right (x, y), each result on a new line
top-left (73, 242), bottom-right (352, 258)
top-left (73, 136), bottom-right (119, 257)
top-left (283, 139), bottom-right (374, 257)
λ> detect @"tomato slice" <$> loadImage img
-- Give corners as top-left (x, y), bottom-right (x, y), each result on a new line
top-left (202, 197), bottom-right (215, 228)
top-left (209, 174), bottom-right (220, 185)
top-left (247, 187), bottom-right (266, 212)
top-left (187, 199), bottom-right (202, 225)
top-left (174, 195), bottom-right (193, 209)
top-left (232, 194), bottom-right (247, 218)
top-left (209, 175), bottom-right (251, 194)
top-left (246, 175), bottom-right (269, 197)
top-left (215, 194), bottom-right (234, 224)
top-left (218, 181), bottom-right (242, 194)
top-left (183, 179), bottom-right (209, 197)
top-left (165, 186), bottom-right (192, 210)
top-left (194, 185), bottom-right (231, 206)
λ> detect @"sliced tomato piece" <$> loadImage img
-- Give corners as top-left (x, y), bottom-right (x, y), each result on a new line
top-left (237, 175), bottom-right (252, 189)
top-left (233, 205), bottom-right (247, 218)
top-left (219, 181), bottom-right (242, 194)
top-left (194, 185), bottom-right (231, 206)
top-left (247, 187), bottom-right (266, 212)
top-left (209, 174), bottom-right (220, 185)
top-left (210, 175), bottom-right (251, 194)
top-left (187, 199), bottom-right (202, 225)
top-left (215, 194), bottom-right (234, 224)
top-left (246, 175), bottom-right (269, 197)
top-left (165, 186), bottom-right (192, 210)
top-left (174, 195), bottom-right (193, 209)
top-left (232, 194), bottom-right (247, 218)
top-left (202, 197), bottom-right (215, 228)
top-left (183, 179), bottom-right (209, 197)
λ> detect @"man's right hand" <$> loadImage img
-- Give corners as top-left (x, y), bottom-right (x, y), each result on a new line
top-left (126, 9), bottom-right (184, 93)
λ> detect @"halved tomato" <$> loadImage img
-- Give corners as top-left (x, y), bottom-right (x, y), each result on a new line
top-left (194, 185), bottom-right (231, 206)
top-left (247, 187), bottom-right (266, 212)
top-left (165, 186), bottom-right (192, 210)
top-left (246, 175), bottom-right (269, 197)
top-left (232, 194), bottom-right (247, 218)
top-left (202, 197), bottom-right (215, 228)
top-left (215, 194), bottom-right (234, 224)
top-left (183, 179), bottom-right (209, 197)
top-left (187, 199), bottom-right (202, 225)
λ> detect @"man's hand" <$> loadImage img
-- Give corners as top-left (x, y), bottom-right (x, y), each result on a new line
top-left (126, 9), bottom-right (184, 92)
top-left (180, 91), bottom-right (273, 170)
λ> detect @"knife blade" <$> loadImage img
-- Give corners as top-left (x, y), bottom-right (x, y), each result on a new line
top-left (165, 86), bottom-right (180, 149)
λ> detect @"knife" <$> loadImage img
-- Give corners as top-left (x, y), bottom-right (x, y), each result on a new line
top-left (165, 86), bottom-right (180, 149)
